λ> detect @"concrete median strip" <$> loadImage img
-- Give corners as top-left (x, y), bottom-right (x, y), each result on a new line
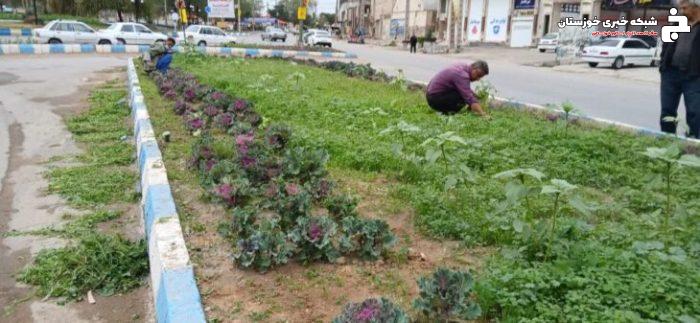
top-left (0, 43), bottom-right (358, 58)
top-left (127, 59), bottom-right (207, 323)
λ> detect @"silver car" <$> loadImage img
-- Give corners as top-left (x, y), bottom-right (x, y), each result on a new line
top-left (101, 22), bottom-right (168, 45)
top-left (262, 26), bottom-right (287, 42)
top-left (33, 20), bottom-right (118, 45)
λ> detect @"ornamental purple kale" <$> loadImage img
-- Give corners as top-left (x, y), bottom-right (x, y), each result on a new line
top-left (233, 219), bottom-right (293, 273)
top-left (206, 91), bottom-right (231, 109)
top-left (216, 113), bottom-right (235, 129)
top-left (413, 268), bottom-right (482, 321)
top-left (339, 217), bottom-right (395, 261)
top-left (306, 178), bottom-right (334, 200)
top-left (230, 99), bottom-right (250, 113)
top-left (211, 178), bottom-right (252, 208)
top-left (186, 116), bottom-right (205, 131)
top-left (325, 194), bottom-right (359, 219)
top-left (174, 100), bottom-right (189, 115)
top-left (264, 124), bottom-right (292, 150)
top-left (282, 147), bottom-right (329, 184)
top-left (184, 87), bottom-right (197, 103)
top-left (204, 105), bottom-right (220, 118)
top-left (332, 298), bottom-right (410, 323)
top-left (269, 180), bottom-right (311, 229)
top-left (288, 216), bottom-right (339, 263)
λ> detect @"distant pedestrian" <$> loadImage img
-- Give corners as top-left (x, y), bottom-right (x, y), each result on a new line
top-left (659, 0), bottom-right (700, 138)
top-left (410, 34), bottom-right (418, 53)
top-left (426, 60), bottom-right (490, 117)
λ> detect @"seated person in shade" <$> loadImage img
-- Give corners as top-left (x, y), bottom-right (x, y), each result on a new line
top-left (144, 37), bottom-right (176, 73)
top-left (425, 60), bottom-right (490, 117)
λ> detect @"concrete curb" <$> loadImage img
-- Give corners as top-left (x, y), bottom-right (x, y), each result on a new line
top-left (0, 27), bottom-right (32, 36)
top-left (127, 59), bottom-right (207, 323)
top-left (0, 43), bottom-right (358, 59)
top-left (409, 80), bottom-right (699, 144)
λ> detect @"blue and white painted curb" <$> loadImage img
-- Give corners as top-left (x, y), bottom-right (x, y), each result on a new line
top-left (493, 96), bottom-right (700, 144)
top-left (0, 27), bottom-right (32, 37)
top-left (0, 43), bottom-right (359, 58)
top-left (127, 59), bottom-right (207, 323)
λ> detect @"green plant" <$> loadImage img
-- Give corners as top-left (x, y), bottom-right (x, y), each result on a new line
top-left (281, 146), bottom-right (329, 183)
top-left (287, 71), bottom-right (306, 89)
top-left (18, 234), bottom-right (147, 301)
top-left (325, 194), bottom-right (359, 219)
top-left (288, 216), bottom-right (339, 263)
top-left (413, 268), bottom-right (481, 321)
top-left (333, 297), bottom-right (410, 323)
top-left (493, 168), bottom-right (546, 216)
top-left (421, 132), bottom-right (473, 173)
top-left (474, 81), bottom-right (497, 109)
top-left (233, 219), bottom-right (293, 273)
top-left (642, 145), bottom-right (700, 229)
top-left (338, 217), bottom-right (396, 260)
top-left (540, 179), bottom-right (578, 257)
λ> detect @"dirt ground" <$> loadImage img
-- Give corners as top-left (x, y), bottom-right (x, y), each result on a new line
top-left (171, 166), bottom-right (490, 322)
top-left (0, 55), bottom-right (152, 322)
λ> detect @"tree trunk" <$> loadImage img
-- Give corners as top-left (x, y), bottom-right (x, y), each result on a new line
top-left (117, 9), bottom-right (123, 22)
top-left (134, 0), bottom-right (141, 22)
top-left (43, 0), bottom-right (48, 14)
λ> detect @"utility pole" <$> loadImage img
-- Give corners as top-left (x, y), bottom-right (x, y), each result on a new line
top-left (237, 0), bottom-right (241, 32)
top-left (164, 0), bottom-right (168, 25)
top-left (404, 0), bottom-right (409, 39)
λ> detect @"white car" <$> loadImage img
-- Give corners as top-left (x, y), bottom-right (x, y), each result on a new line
top-left (582, 38), bottom-right (656, 69)
top-left (304, 29), bottom-right (333, 47)
top-left (101, 22), bottom-right (167, 45)
top-left (178, 25), bottom-right (237, 47)
top-left (537, 33), bottom-right (559, 53)
top-left (34, 20), bottom-right (118, 45)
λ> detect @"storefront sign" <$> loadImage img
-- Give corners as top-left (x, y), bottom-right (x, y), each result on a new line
top-left (514, 0), bottom-right (535, 10)
top-left (467, 0), bottom-right (484, 41)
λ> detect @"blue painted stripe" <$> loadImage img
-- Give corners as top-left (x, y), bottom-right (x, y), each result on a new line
top-left (112, 44), bottom-right (126, 53)
top-left (135, 118), bottom-right (153, 142)
top-left (138, 141), bottom-right (162, 172)
top-left (196, 46), bottom-right (206, 54)
top-left (49, 44), bottom-right (65, 53)
top-left (0, 28), bottom-right (9, 36)
top-left (19, 44), bottom-right (34, 54)
top-left (245, 48), bottom-right (259, 57)
top-left (139, 45), bottom-right (150, 53)
top-left (220, 47), bottom-right (231, 55)
top-left (156, 267), bottom-right (206, 323)
top-left (21, 28), bottom-right (31, 36)
top-left (81, 44), bottom-right (95, 53)
top-left (143, 184), bottom-right (178, 237)
top-left (271, 50), bottom-right (283, 57)
top-left (322, 51), bottom-right (332, 58)
top-left (0, 45), bottom-right (4, 55)
top-left (296, 51), bottom-right (309, 57)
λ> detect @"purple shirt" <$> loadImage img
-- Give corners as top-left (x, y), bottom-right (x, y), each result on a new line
top-left (427, 64), bottom-right (478, 105)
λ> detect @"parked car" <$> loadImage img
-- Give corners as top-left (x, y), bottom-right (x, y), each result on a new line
top-left (33, 20), bottom-right (118, 45)
top-left (178, 25), bottom-right (237, 47)
top-left (537, 33), bottom-right (559, 53)
top-left (100, 22), bottom-right (167, 45)
top-left (582, 38), bottom-right (656, 69)
top-left (304, 29), bottom-right (333, 47)
top-left (261, 26), bottom-right (287, 42)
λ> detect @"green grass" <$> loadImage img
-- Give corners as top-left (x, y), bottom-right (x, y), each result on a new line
top-left (0, 12), bottom-right (23, 20)
top-left (49, 86), bottom-right (136, 207)
top-left (18, 234), bottom-right (147, 301)
top-left (19, 82), bottom-right (147, 303)
top-left (156, 55), bottom-right (700, 322)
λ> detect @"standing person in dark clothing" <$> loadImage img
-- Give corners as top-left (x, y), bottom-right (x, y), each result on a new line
top-left (426, 60), bottom-right (490, 117)
top-left (659, 0), bottom-right (700, 138)
top-left (410, 34), bottom-right (418, 53)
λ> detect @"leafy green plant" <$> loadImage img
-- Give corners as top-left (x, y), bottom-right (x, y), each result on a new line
top-left (413, 268), bottom-right (481, 322)
top-left (338, 217), bottom-right (396, 260)
top-left (643, 145), bottom-right (700, 229)
top-left (281, 146), bottom-right (329, 183)
top-left (333, 297), bottom-right (410, 323)
top-left (421, 132), bottom-right (473, 173)
top-left (540, 179), bottom-right (578, 257)
top-left (288, 216), bottom-right (339, 263)
top-left (233, 219), bottom-right (293, 273)
top-left (19, 234), bottom-right (147, 301)
top-left (493, 168), bottom-right (546, 216)
top-left (379, 120), bottom-right (421, 148)
top-left (474, 81), bottom-right (497, 109)
top-left (325, 194), bottom-right (359, 219)
top-left (287, 71), bottom-right (306, 89)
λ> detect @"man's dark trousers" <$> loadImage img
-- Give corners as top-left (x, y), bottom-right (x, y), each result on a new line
top-left (426, 91), bottom-right (466, 114)
top-left (660, 67), bottom-right (700, 138)
top-left (410, 43), bottom-right (417, 53)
